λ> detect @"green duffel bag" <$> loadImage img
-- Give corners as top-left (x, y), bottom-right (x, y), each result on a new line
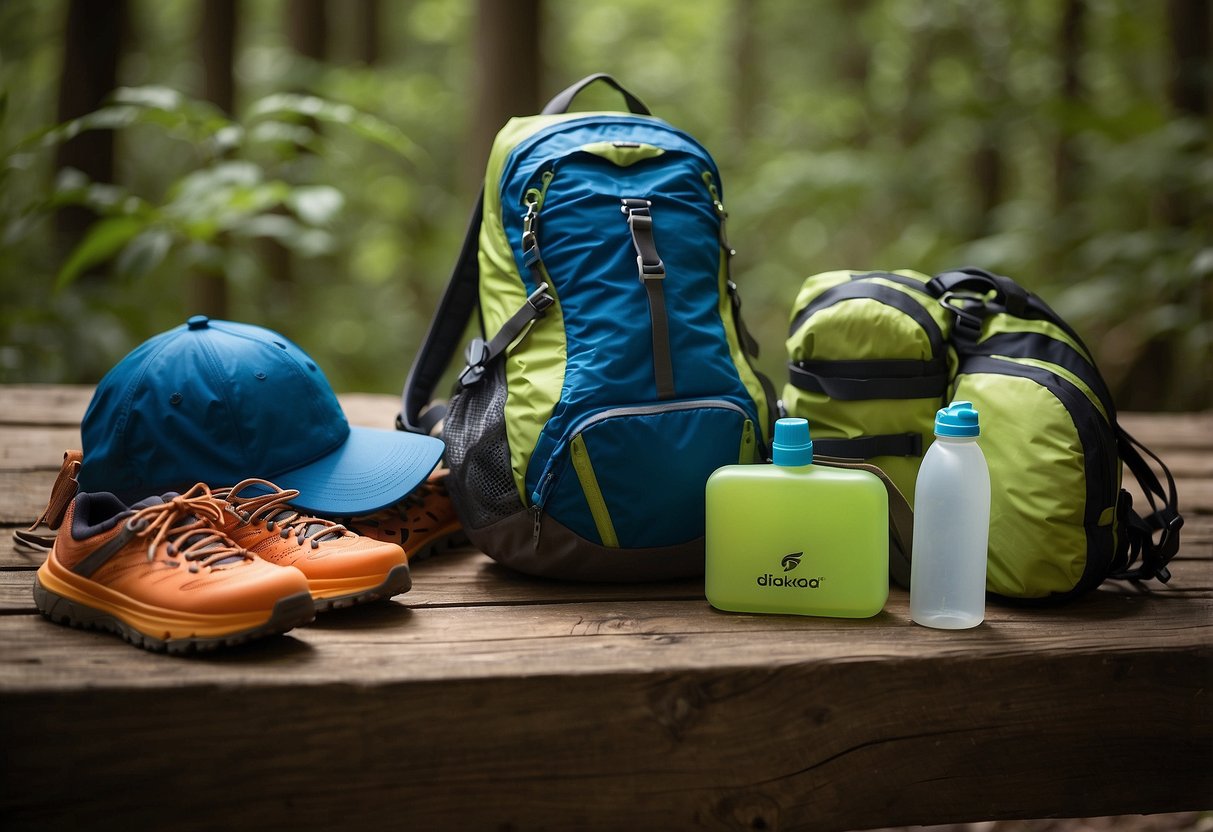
top-left (784, 266), bottom-right (1182, 602)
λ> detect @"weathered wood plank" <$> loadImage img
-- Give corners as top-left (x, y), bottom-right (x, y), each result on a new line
top-left (0, 426), bottom-right (81, 469)
top-left (0, 620), bottom-right (1207, 831)
top-left (0, 385), bottom-right (1210, 830)
top-left (0, 384), bottom-right (91, 425)
top-left (0, 473), bottom-right (1195, 533)
top-left (0, 547), bottom-right (707, 613)
top-left (1118, 411), bottom-right (1213, 451)
top-left (0, 471), bottom-right (59, 524)
top-left (3, 464), bottom-right (1209, 529)
top-left (2, 578), bottom-right (1209, 689)
top-left (1122, 477), bottom-right (1213, 518)
top-left (4, 538), bottom-right (1209, 613)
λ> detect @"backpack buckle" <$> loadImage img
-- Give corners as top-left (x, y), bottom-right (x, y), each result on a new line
top-left (637, 257), bottom-right (665, 282)
top-left (526, 285), bottom-right (554, 313)
top-left (458, 338), bottom-right (491, 387)
top-left (1152, 511), bottom-right (1184, 576)
top-left (938, 291), bottom-right (986, 342)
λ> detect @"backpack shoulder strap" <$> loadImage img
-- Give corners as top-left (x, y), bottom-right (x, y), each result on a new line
top-left (398, 195), bottom-right (484, 435)
top-left (1113, 426), bottom-right (1183, 583)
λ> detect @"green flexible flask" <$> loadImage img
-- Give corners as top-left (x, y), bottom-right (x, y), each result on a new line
top-left (705, 418), bottom-right (889, 618)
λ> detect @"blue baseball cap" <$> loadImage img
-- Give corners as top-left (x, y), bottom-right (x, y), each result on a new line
top-left (78, 315), bottom-right (445, 516)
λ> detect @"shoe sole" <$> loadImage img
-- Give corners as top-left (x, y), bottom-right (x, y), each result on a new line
top-left (312, 563), bottom-right (412, 613)
top-left (33, 576), bottom-right (315, 655)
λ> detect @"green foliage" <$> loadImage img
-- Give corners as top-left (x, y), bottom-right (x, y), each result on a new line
top-left (0, 0), bottom-right (1208, 408)
top-left (0, 75), bottom-right (424, 378)
top-left (548, 0), bottom-right (1211, 409)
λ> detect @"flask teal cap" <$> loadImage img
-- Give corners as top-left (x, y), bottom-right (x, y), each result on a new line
top-left (772, 417), bottom-right (813, 466)
top-left (935, 401), bottom-right (980, 437)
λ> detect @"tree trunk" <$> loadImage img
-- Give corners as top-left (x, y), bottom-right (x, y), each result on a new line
top-left (287, 0), bottom-right (328, 64)
top-left (1121, 0), bottom-right (1211, 410)
top-left (1165, 0), bottom-right (1211, 409)
top-left (1162, 0), bottom-right (1210, 228)
top-left (970, 6), bottom-right (1008, 238)
top-left (191, 0), bottom-right (239, 319)
top-left (471, 0), bottom-right (542, 183)
top-left (202, 0), bottom-right (237, 115)
top-left (354, 0), bottom-right (380, 66)
top-left (263, 0), bottom-right (331, 297)
top-left (897, 32), bottom-right (934, 148)
top-left (839, 0), bottom-right (872, 148)
top-left (54, 0), bottom-right (127, 249)
top-left (1054, 0), bottom-right (1085, 211)
top-left (730, 0), bottom-right (761, 151)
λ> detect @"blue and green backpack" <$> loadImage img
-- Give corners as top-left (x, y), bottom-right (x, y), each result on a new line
top-left (401, 74), bottom-right (775, 581)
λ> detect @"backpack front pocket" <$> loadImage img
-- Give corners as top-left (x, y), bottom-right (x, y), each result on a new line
top-left (531, 398), bottom-right (755, 549)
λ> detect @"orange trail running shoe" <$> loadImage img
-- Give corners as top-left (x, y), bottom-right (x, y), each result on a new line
top-left (214, 479), bottom-right (410, 611)
top-left (340, 468), bottom-right (465, 562)
top-left (34, 484), bottom-right (315, 654)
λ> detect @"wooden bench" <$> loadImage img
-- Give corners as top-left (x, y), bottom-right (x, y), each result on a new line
top-left (1, 384), bottom-right (1209, 831)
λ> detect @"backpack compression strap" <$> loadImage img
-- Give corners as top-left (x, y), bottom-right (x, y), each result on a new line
top-left (816, 455), bottom-right (915, 587)
top-left (398, 75), bottom-right (653, 435)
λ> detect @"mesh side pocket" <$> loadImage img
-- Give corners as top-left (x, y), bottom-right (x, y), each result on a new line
top-left (443, 362), bottom-right (523, 529)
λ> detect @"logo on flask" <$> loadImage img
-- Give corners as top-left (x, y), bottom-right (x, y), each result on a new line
top-left (757, 552), bottom-right (822, 589)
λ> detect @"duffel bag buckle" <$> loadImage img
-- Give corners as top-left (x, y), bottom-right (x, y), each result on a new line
top-left (938, 291), bottom-right (987, 342)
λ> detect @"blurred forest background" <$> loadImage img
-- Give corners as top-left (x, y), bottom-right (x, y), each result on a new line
top-left (0, 0), bottom-right (1210, 410)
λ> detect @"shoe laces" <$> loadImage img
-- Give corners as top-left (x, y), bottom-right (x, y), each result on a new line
top-left (124, 484), bottom-right (250, 571)
top-left (218, 479), bottom-right (349, 549)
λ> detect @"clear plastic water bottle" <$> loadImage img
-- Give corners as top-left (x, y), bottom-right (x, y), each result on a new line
top-left (910, 401), bottom-right (991, 629)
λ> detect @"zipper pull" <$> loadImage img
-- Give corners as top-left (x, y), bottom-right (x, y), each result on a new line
top-left (531, 505), bottom-right (542, 549)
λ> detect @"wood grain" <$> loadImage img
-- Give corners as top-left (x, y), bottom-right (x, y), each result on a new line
top-left (0, 628), bottom-right (1208, 831)
top-left (0, 386), bottom-right (1209, 831)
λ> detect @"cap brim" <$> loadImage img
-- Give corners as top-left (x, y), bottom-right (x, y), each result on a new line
top-left (272, 426), bottom-right (444, 517)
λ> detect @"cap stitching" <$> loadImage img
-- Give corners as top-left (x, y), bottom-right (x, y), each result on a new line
top-left (194, 331), bottom-right (252, 467)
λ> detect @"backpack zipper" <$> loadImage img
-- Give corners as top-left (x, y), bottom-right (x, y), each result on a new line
top-left (701, 171), bottom-right (734, 256)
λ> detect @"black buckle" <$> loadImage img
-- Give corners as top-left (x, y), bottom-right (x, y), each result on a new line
top-left (637, 257), bottom-right (665, 282)
top-left (458, 338), bottom-right (491, 387)
top-left (1154, 511), bottom-right (1184, 562)
top-left (938, 291), bottom-right (986, 342)
top-left (527, 283), bottom-right (555, 313)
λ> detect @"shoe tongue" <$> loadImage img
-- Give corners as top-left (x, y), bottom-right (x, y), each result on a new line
top-left (267, 509), bottom-right (339, 542)
top-left (156, 497), bottom-right (246, 567)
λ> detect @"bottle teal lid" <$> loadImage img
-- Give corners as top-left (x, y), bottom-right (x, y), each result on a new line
top-left (772, 417), bottom-right (813, 466)
top-left (935, 401), bottom-right (980, 437)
